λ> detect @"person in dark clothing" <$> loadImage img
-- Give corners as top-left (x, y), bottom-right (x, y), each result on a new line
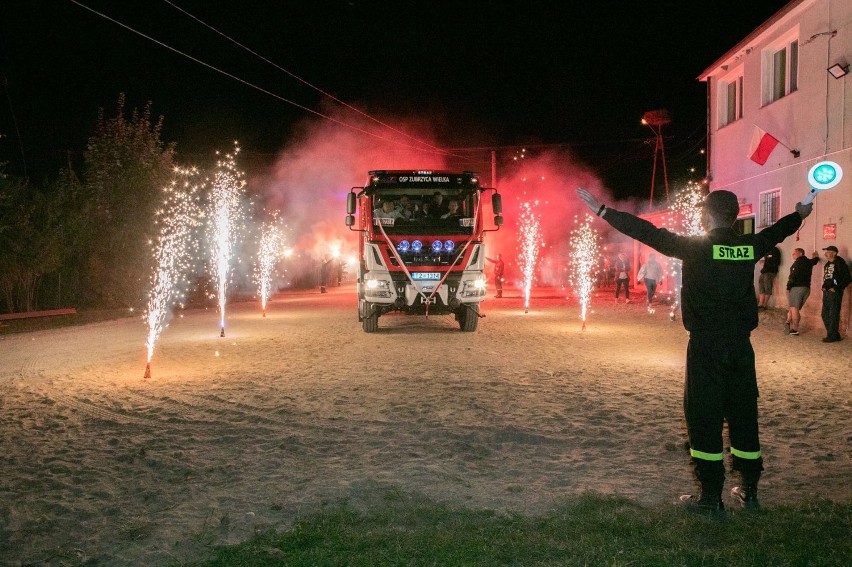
top-left (784, 248), bottom-right (819, 336)
top-left (819, 245), bottom-right (851, 343)
top-left (614, 253), bottom-right (631, 303)
top-left (577, 187), bottom-right (812, 513)
top-left (319, 256), bottom-right (331, 293)
top-left (757, 246), bottom-right (781, 309)
top-left (429, 191), bottom-right (448, 218)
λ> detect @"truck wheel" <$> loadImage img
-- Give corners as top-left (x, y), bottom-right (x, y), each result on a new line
top-left (362, 302), bottom-right (379, 332)
top-left (459, 304), bottom-right (479, 332)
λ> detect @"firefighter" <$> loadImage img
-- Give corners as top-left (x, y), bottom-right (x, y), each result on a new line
top-left (576, 188), bottom-right (812, 512)
top-left (486, 254), bottom-right (505, 298)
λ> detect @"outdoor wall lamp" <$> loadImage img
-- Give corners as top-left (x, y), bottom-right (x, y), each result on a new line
top-left (827, 63), bottom-right (848, 79)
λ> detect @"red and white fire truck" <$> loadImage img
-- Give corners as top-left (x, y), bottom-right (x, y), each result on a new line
top-left (345, 170), bottom-right (503, 332)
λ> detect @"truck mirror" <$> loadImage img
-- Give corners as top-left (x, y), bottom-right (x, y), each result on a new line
top-left (494, 215), bottom-right (503, 227)
top-left (345, 214), bottom-right (355, 227)
top-left (346, 192), bottom-right (357, 214)
top-left (491, 193), bottom-right (503, 215)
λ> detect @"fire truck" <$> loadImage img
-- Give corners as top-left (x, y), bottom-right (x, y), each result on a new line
top-left (345, 170), bottom-right (503, 332)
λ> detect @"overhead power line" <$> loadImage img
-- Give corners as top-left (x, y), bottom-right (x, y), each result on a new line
top-left (67, 0), bottom-right (453, 158)
top-left (162, 0), bottom-right (452, 157)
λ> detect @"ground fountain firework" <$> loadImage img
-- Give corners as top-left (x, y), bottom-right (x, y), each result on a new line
top-left (568, 214), bottom-right (600, 330)
top-left (517, 201), bottom-right (542, 313)
top-left (144, 168), bottom-right (201, 378)
top-left (662, 182), bottom-right (704, 320)
top-left (208, 144), bottom-right (247, 337)
top-left (254, 215), bottom-right (289, 317)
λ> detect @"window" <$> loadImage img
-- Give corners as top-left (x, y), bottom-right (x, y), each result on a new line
top-left (719, 73), bottom-right (743, 127)
top-left (735, 217), bottom-right (754, 236)
top-left (758, 189), bottom-right (781, 228)
top-left (762, 32), bottom-right (799, 105)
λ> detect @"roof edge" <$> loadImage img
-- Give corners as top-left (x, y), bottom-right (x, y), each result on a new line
top-left (697, 0), bottom-right (808, 81)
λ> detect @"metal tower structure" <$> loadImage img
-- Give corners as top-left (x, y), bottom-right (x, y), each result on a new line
top-left (642, 109), bottom-right (671, 207)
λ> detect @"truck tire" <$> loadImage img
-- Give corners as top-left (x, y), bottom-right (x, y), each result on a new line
top-left (362, 302), bottom-right (379, 332)
top-left (459, 303), bottom-right (479, 332)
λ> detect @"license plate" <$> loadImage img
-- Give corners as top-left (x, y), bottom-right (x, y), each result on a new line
top-left (420, 296), bottom-right (437, 304)
top-left (412, 272), bottom-right (440, 280)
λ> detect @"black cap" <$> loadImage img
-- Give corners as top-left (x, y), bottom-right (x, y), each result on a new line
top-left (702, 190), bottom-right (740, 218)
top-left (822, 245), bottom-right (839, 253)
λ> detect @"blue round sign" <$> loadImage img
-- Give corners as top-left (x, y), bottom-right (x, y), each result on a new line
top-left (807, 161), bottom-right (843, 190)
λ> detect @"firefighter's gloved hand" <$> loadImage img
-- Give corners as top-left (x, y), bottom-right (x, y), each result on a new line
top-left (795, 201), bottom-right (813, 219)
top-left (576, 188), bottom-right (603, 215)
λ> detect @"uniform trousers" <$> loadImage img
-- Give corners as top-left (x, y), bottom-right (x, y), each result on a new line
top-left (684, 331), bottom-right (764, 490)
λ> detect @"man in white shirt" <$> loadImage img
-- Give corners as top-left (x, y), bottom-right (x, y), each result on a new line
top-left (375, 200), bottom-right (402, 220)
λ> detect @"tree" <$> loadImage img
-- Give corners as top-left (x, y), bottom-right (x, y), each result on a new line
top-left (82, 94), bottom-right (175, 307)
top-left (0, 170), bottom-right (76, 312)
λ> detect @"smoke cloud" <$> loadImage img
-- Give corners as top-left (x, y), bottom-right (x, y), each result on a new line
top-left (489, 149), bottom-right (610, 287)
top-left (250, 106), bottom-right (617, 291)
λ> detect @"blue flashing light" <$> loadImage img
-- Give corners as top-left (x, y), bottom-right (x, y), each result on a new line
top-left (398, 240), bottom-right (410, 253)
top-left (411, 240), bottom-right (423, 253)
top-left (444, 240), bottom-right (455, 253)
top-left (431, 240), bottom-right (443, 253)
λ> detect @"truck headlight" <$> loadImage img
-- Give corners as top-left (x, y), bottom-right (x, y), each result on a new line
top-left (461, 278), bottom-right (486, 297)
top-left (365, 278), bottom-right (392, 298)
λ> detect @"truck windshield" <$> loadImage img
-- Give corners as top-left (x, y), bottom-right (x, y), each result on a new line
top-left (371, 191), bottom-right (477, 236)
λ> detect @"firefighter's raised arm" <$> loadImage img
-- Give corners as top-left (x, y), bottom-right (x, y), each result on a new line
top-left (576, 188), bottom-right (607, 217)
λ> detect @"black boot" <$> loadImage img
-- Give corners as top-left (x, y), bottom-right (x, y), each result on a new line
top-left (731, 484), bottom-right (759, 509)
top-left (679, 492), bottom-right (725, 514)
top-left (730, 455), bottom-right (762, 510)
top-left (680, 462), bottom-right (725, 515)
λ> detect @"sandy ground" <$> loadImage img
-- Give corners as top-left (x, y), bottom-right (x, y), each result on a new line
top-left (1, 286), bottom-right (850, 566)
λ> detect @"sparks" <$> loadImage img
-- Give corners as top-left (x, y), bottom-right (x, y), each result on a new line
top-left (254, 214), bottom-right (289, 317)
top-left (208, 143), bottom-right (247, 337)
top-left (517, 201), bottom-right (542, 313)
top-left (663, 182), bottom-right (705, 320)
top-left (568, 214), bottom-right (600, 329)
top-left (144, 168), bottom-right (201, 375)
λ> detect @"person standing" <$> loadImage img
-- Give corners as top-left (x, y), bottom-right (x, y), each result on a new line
top-left (784, 248), bottom-right (819, 336)
top-left (319, 256), bottom-right (331, 294)
top-left (757, 246), bottom-right (781, 309)
top-left (614, 252), bottom-right (631, 303)
top-left (576, 187), bottom-right (812, 512)
top-left (637, 253), bottom-right (664, 306)
top-left (486, 254), bottom-right (505, 298)
top-left (819, 245), bottom-right (851, 343)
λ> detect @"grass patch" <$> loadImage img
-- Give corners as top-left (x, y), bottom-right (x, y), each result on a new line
top-left (182, 493), bottom-right (851, 566)
top-left (0, 308), bottom-right (136, 335)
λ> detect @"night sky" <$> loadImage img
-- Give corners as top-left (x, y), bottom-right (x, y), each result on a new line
top-left (3, 1), bottom-right (787, 199)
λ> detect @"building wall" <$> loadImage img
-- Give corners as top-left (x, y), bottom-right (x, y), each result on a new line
top-left (701, 0), bottom-right (851, 333)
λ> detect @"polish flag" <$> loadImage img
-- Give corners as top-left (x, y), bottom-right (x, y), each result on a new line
top-left (748, 126), bottom-right (780, 165)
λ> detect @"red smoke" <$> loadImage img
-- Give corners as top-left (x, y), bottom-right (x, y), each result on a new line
top-left (253, 108), bottom-right (614, 291)
top-left (488, 149), bottom-right (609, 288)
top-left (254, 110), bottom-right (449, 267)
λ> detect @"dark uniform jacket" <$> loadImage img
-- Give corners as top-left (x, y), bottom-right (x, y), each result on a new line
top-left (761, 247), bottom-right (781, 273)
top-left (602, 210), bottom-right (803, 333)
top-left (786, 255), bottom-right (819, 289)
top-left (821, 257), bottom-right (851, 292)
